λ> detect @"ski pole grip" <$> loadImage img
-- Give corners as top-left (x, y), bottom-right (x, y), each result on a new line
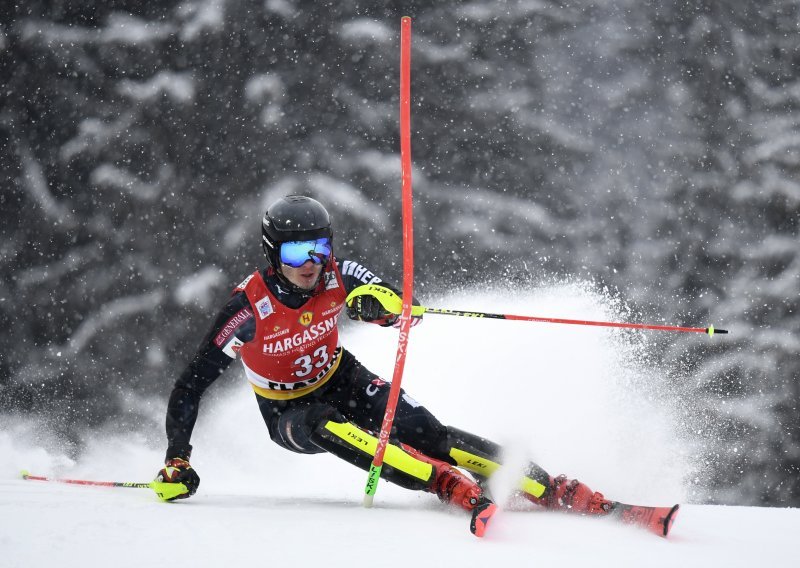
top-left (346, 284), bottom-right (425, 317)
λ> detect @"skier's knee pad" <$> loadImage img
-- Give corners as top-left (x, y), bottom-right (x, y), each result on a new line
top-left (266, 401), bottom-right (344, 454)
top-left (390, 391), bottom-right (450, 455)
top-left (310, 420), bottom-right (434, 491)
top-left (359, 378), bottom-right (447, 453)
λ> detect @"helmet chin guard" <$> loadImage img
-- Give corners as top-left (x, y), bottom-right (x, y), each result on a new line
top-left (262, 195), bottom-right (333, 296)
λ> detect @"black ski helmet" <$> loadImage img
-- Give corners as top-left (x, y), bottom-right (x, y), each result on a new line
top-left (262, 195), bottom-right (333, 295)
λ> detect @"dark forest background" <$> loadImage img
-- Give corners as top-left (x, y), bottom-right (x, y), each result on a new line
top-left (1, 0), bottom-right (798, 505)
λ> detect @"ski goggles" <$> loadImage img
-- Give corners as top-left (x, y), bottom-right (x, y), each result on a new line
top-left (279, 238), bottom-right (332, 267)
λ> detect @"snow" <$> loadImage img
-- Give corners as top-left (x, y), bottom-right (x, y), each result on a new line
top-left (61, 290), bottom-right (166, 355)
top-left (255, 175), bottom-right (390, 227)
top-left (177, 0), bottom-right (226, 41)
top-left (244, 73), bottom-right (285, 104)
top-left (59, 115), bottom-right (136, 162)
top-left (264, 0), bottom-right (297, 19)
top-left (90, 163), bottom-right (172, 201)
top-left (18, 146), bottom-right (77, 228)
top-left (338, 19), bottom-right (394, 45)
top-left (2, 285), bottom-right (797, 566)
top-left (3, 480), bottom-right (796, 568)
top-left (419, 184), bottom-right (558, 244)
top-left (173, 266), bottom-right (227, 308)
top-left (746, 132), bottom-right (800, 166)
top-left (117, 71), bottom-right (196, 104)
top-left (19, 15), bottom-right (173, 47)
top-left (100, 13), bottom-right (175, 45)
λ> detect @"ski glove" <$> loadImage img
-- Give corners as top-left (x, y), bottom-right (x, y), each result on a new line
top-left (347, 294), bottom-right (398, 327)
top-left (156, 458), bottom-right (200, 500)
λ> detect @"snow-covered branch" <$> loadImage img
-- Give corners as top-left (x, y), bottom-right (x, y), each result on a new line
top-left (17, 145), bottom-right (77, 229)
top-left (62, 290), bottom-right (165, 355)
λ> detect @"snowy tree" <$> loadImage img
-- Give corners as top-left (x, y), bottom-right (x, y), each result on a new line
top-left (1, 0), bottom-right (798, 506)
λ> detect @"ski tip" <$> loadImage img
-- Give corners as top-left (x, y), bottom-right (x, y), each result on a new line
top-left (470, 501), bottom-right (498, 538)
top-left (662, 504), bottom-right (680, 538)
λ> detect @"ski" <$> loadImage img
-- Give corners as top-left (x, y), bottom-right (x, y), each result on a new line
top-left (470, 499), bottom-right (499, 537)
top-left (469, 499), bottom-right (679, 538)
top-left (607, 502), bottom-right (680, 537)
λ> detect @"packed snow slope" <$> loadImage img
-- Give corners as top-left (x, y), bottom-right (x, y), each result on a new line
top-left (2, 284), bottom-right (797, 566)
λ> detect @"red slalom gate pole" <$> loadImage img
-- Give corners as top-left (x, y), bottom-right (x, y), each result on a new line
top-left (363, 15), bottom-right (414, 507)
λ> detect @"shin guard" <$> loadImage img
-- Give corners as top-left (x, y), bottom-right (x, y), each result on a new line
top-left (444, 427), bottom-right (551, 501)
top-left (312, 420), bottom-right (435, 491)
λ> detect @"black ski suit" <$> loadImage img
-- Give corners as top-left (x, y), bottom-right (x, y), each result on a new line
top-left (165, 258), bottom-right (550, 494)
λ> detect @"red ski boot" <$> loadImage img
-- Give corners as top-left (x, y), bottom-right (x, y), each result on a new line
top-left (524, 474), bottom-right (613, 514)
top-left (403, 445), bottom-right (497, 537)
top-left (521, 474), bottom-right (679, 537)
top-left (404, 447), bottom-right (483, 510)
top-left (431, 460), bottom-right (499, 537)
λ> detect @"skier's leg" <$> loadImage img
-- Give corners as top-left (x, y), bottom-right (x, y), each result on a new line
top-left (441, 426), bottom-right (613, 514)
top-left (256, 395), bottom-right (328, 454)
top-left (323, 350), bottom-right (449, 454)
top-left (255, 392), bottom-right (485, 511)
top-left (317, 351), bottom-right (509, 483)
top-left (311, 419), bottom-right (484, 511)
top-left (315, 350), bottom-right (608, 514)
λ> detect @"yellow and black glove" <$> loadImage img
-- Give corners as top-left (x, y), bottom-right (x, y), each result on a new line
top-left (346, 284), bottom-right (423, 328)
top-left (156, 458), bottom-right (200, 500)
top-left (347, 294), bottom-right (398, 327)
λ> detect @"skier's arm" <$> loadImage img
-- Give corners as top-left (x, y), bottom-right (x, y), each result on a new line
top-left (165, 291), bottom-right (255, 460)
top-left (336, 258), bottom-right (422, 327)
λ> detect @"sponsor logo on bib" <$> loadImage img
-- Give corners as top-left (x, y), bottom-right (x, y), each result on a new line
top-left (324, 271), bottom-right (339, 290)
top-left (255, 296), bottom-right (274, 319)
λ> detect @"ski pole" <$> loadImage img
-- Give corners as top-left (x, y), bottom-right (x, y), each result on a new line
top-left (423, 308), bottom-right (728, 336)
top-left (363, 15), bottom-right (415, 508)
top-left (346, 285), bottom-right (729, 337)
top-left (20, 470), bottom-right (189, 501)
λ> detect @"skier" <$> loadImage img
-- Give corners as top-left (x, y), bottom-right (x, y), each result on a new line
top-left (156, 194), bottom-right (671, 537)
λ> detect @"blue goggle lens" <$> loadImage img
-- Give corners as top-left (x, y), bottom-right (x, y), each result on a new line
top-left (279, 238), bottom-right (332, 267)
